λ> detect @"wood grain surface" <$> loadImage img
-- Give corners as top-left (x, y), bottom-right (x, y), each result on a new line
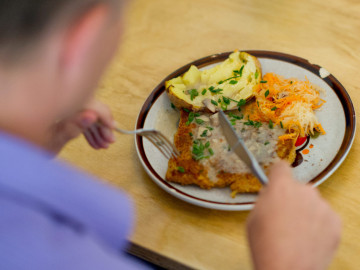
top-left (59, 0), bottom-right (360, 269)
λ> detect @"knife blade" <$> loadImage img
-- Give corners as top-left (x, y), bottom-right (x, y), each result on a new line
top-left (218, 110), bottom-right (268, 185)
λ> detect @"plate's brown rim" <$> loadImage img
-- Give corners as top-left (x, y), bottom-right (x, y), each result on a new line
top-left (135, 50), bottom-right (356, 206)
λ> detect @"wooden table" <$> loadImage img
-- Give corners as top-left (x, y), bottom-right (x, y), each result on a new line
top-left (59, 0), bottom-right (360, 269)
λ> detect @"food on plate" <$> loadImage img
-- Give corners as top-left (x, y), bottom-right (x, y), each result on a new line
top-left (165, 51), bottom-right (261, 112)
top-left (255, 73), bottom-right (326, 137)
top-left (165, 54), bottom-right (326, 197)
top-left (165, 106), bottom-right (297, 197)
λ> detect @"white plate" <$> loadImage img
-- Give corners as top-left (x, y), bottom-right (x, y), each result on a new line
top-left (135, 51), bottom-right (356, 211)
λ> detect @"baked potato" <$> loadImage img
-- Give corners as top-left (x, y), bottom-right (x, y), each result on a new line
top-left (165, 51), bottom-right (262, 112)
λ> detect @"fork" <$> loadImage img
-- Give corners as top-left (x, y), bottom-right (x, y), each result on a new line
top-left (114, 126), bottom-right (180, 159)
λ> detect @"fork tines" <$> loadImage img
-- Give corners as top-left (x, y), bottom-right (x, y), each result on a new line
top-left (144, 131), bottom-right (179, 159)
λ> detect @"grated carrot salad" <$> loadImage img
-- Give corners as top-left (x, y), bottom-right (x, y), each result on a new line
top-left (254, 73), bottom-right (326, 137)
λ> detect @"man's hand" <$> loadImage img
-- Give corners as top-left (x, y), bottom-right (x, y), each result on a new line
top-left (45, 99), bottom-right (116, 154)
top-left (247, 162), bottom-right (341, 270)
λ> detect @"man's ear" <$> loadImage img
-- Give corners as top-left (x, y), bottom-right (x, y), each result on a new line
top-left (59, 5), bottom-right (108, 74)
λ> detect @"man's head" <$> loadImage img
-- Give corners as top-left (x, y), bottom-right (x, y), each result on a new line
top-left (0, 0), bottom-right (122, 62)
top-left (0, 0), bottom-right (125, 145)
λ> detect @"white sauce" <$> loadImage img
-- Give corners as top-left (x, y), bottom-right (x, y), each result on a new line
top-left (193, 112), bottom-right (285, 182)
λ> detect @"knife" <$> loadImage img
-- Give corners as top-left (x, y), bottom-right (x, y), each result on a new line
top-left (218, 110), bottom-right (268, 185)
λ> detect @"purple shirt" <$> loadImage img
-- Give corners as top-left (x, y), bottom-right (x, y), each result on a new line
top-left (0, 133), bottom-right (146, 269)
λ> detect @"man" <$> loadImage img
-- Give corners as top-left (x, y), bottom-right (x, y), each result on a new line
top-left (0, 1), bottom-right (340, 269)
top-left (0, 1), bottom-right (144, 269)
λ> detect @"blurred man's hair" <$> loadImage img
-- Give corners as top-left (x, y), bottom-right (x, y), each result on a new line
top-left (0, 0), bottom-right (120, 62)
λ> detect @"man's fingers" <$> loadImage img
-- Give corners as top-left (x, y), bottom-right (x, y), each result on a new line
top-left (97, 108), bottom-right (115, 129)
top-left (75, 110), bottom-right (98, 129)
top-left (268, 161), bottom-right (294, 185)
top-left (84, 130), bottom-right (100, 149)
top-left (84, 126), bottom-right (109, 150)
top-left (81, 119), bottom-right (115, 150)
top-left (77, 100), bottom-right (116, 149)
top-left (52, 100), bottom-right (116, 151)
top-left (84, 100), bottom-right (115, 129)
top-left (89, 125), bottom-right (109, 148)
top-left (97, 124), bottom-right (116, 143)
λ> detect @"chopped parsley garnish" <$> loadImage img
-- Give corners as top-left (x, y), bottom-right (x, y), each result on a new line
top-left (254, 122), bottom-right (262, 128)
top-left (236, 98), bottom-right (246, 111)
top-left (211, 100), bottom-right (218, 106)
top-left (206, 126), bottom-right (214, 131)
top-left (264, 89), bottom-right (270, 98)
top-left (195, 118), bottom-right (204, 125)
top-left (290, 81), bottom-right (293, 84)
top-left (280, 121), bottom-right (284, 128)
top-left (229, 112), bottom-right (243, 120)
top-left (200, 130), bottom-right (208, 137)
top-left (209, 87), bottom-right (223, 94)
top-left (257, 101), bottom-right (260, 107)
top-left (269, 119), bottom-right (274, 129)
top-left (244, 116), bottom-right (261, 128)
top-left (260, 80), bottom-right (267, 83)
top-left (205, 141), bottom-right (210, 148)
top-left (177, 166), bottom-right (185, 173)
top-left (193, 139), bottom-right (200, 144)
top-left (218, 98), bottom-right (222, 103)
top-left (239, 65), bottom-right (244, 76)
top-left (237, 99), bottom-right (246, 106)
top-left (255, 70), bottom-right (259, 79)
top-left (189, 132), bottom-right (193, 137)
top-left (171, 103), bottom-right (176, 109)
top-left (229, 80), bottom-right (238, 85)
top-left (201, 88), bottom-right (207, 95)
top-left (192, 140), bottom-right (211, 160)
top-left (244, 119), bottom-right (254, 126)
top-left (217, 75), bottom-right (238, 85)
top-left (192, 142), bottom-right (204, 155)
top-left (229, 98), bottom-right (238, 103)
top-left (233, 65), bottom-right (244, 77)
top-left (183, 108), bottom-right (190, 113)
top-left (222, 96), bottom-right (230, 104)
top-left (271, 106), bottom-right (277, 111)
top-left (185, 112), bottom-right (195, 126)
top-left (221, 104), bottom-right (228, 111)
top-left (208, 148), bottom-right (214, 156)
top-left (185, 112), bottom-right (206, 126)
top-left (189, 89), bottom-right (199, 101)
top-left (264, 141), bottom-right (270, 145)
